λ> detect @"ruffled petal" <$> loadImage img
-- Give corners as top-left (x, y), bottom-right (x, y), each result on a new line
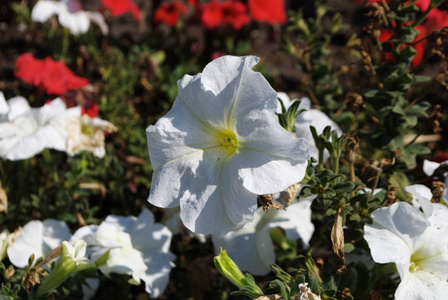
top-left (31, 0), bottom-right (64, 23)
top-left (58, 9), bottom-right (90, 34)
top-left (235, 111), bottom-right (309, 194)
top-left (179, 154), bottom-right (257, 236)
top-left (364, 202), bottom-right (428, 265)
top-left (7, 221), bottom-right (44, 268)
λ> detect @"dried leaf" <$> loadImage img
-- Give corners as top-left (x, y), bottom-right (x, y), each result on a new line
top-left (331, 207), bottom-right (345, 272)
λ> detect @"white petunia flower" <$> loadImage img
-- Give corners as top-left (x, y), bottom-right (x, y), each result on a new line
top-left (147, 56), bottom-right (310, 236)
top-left (64, 114), bottom-right (117, 158)
top-left (364, 201), bottom-right (448, 299)
top-left (7, 219), bottom-right (71, 268)
top-left (32, 0), bottom-right (108, 35)
top-left (277, 93), bottom-right (342, 161)
top-left (212, 197), bottom-right (315, 276)
top-left (0, 96), bottom-right (81, 161)
top-left (71, 209), bottom-right (175, 298)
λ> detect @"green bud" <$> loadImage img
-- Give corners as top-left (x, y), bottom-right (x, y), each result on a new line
top-left (214, 248), bottom-right (264, 298)
top-left (36, 240), bottom-right (95, 297)
top-left (214, 248), bottom-right (246, 287)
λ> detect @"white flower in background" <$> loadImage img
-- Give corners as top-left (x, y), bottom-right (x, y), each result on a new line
top-left (164, 208), bottom-right (207, 243)
top-left (423, 159), bottom-right (448, 201)
top-left (364, 201), bottom-right (448, 299)
top-left (0, 96), bottom-right (80, 161)
top-left (213, 197), bottom-right (315, 275)
top-left (32, 0), bottom-right (108, 35)
top-left (7, 219), bottom-right (71, 268)
top-left (147, 56), bottom-right (310, 236)
top-left (277, 93), bottom-right (342, 161)
top-left (65, 115), bottom-right (117, 158)
top-left (71, 209), bottom-right (175, 298)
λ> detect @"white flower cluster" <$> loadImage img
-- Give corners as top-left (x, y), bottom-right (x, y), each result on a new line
top-left (0, 92), bottom-right (116, 160)
top-left (4, 209), bottom-right (175, 299)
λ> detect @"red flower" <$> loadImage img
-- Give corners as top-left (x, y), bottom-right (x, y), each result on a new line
top-left (15, 53), bottom-right (89, 95)
top-left (101, 0), bottom-right (140, 21)
top-left (81, 104), bottom-right (99, 118)
top-left (248, 0), bottom-right (286, 24)
top-left (424, 8), bottom-right (448, 33)
top-left (201, 0), bottom-right (249, 30)
top-left (201, 0), bottom-right (222, 29)
top-left (154, 1), bottom-right (188, 27)
top-left (379, 25), bottom-right (427, 67)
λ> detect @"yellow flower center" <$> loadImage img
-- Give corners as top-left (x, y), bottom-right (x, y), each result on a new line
top-left (215, 128), bottom-right (238, 155)
top-left (409, 261), bottom-right (420, 273)
top-left (81, 122), bottom-right (94, 136)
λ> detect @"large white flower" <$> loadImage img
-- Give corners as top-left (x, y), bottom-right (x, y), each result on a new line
top-left (0, 96), bottom-right (80, 160)
top-left (71, 209), bottom-right (175, 298)
top-left (147, 56), bottom-right (310, 236)
top-left (7, 219), bottom-right (71, 268)
top-left (364, 201), bottom-right (448, 299)
top-left (277, 93), bottom-right (342, 161)
top-left (213, 197), bottom-right (315, 276)
top-left (31, 0), bottom-right (108, 35)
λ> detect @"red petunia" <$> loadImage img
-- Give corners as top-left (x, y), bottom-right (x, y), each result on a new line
top-left (101, 0), bottom-right (140, 21)
top-left (154, 1), bottom-right (188, 27)
top-left (248, 0), bottom-right (286, 24)
top-left (15, 53), bottom-right (89, 95)
top-left (201, 0), bottom-right (249, 30)
top-left (379, 25), bottom-right (427, 68)
top-left (424, 8), bottom-right (448, 33)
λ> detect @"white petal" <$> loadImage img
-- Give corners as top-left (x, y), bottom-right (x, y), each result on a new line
top-left (364, 202), bottom-right (429, 265)
top-left (179, 155), bottom-right (257, 236)
top-left (86, 12), bottom-right (109, 35)
top-left (130, 209), bottom-right (173, 253)
top-left (42, 219), bottom-right (72, 253)
top-left (235, 112), bottom-right (309, 194)
top-left (102, 215), bottom-right (136, 232)
top-left (428, 203), bottom-right (448, 233)
top-left (201, 56), bottom-right (278, 123)
top-left (268, 198), bottom-right (315, 247)
top-left (7, 96), bottom-right (31, 121)
top-left (395, 269), bottom-right (448, 300)
top-left (215, 226), bottom-right (274, 276)
top-left (70, 225), bottom-right (98, 246)
top-left (406, 184), bottom-right (433, 217)
top-left (59, 9), bottom-right (90, 34)
top-left (31, 0), bottom-right (64, 23)
top-left (423, 160), bottom-right (440, 176)
top-left (7, 221), bottom-right (44, 268)
top-left (106, 246), bottom-right (146, 277)
top-left (141, 251), bottom-right (175, 298)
